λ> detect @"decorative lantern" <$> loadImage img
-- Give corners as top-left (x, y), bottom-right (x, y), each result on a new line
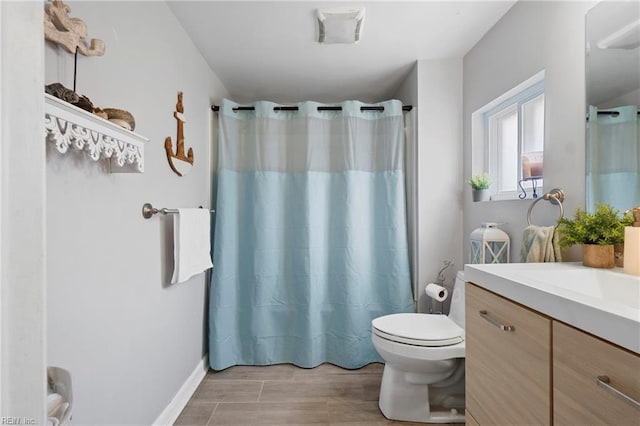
top-left (470, 222), bottom-right (510, 264)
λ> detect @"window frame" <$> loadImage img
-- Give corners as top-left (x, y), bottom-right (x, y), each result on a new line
top-left (470, 70), bottom-right (546, 202)
top-left (483, 80), bottom-right (545, 200)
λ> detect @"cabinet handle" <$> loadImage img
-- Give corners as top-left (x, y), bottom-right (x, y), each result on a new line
top-left (479, 310), bottom-right (515, 332)
top-left (596, 376), bottom-right (640, 410)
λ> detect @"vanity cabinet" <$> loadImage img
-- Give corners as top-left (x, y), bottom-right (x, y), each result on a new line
top-left (466, 281), bottom-right (640, 426)
top-left (553, 321), bottom-right (640, 425)
top-left (465, 283), bottom-right (551, 425)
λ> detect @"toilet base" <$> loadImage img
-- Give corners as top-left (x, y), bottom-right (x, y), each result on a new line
top-left (378, 363), bottom-right (465, 423)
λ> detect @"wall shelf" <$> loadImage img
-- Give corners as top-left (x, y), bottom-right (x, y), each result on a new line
top-left (44, 93), bottom-right (147, 173)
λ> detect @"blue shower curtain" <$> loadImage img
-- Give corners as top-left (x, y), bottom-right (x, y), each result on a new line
top-left (209, 99), bottom-right (414, 370)
top-left (586, 105), bottom-right (640, 212)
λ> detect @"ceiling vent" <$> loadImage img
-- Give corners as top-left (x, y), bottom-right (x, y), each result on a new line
top-left (316, 8), bottom-right (365, 44)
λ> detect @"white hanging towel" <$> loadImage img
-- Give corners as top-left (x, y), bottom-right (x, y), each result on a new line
top-left (171, 208), bottom-right (213, 284)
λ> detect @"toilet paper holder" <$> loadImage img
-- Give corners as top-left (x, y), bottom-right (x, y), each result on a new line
top-left (425, 283), bottom-right (448, 302)
top-left (426, 260), bottom-right (454, 314)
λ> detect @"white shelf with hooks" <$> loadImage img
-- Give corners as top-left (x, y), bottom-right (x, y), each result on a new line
top-left (44, 93), bottom-right (147, 173)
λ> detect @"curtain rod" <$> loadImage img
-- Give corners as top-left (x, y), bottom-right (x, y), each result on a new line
top-left (587, 110), bottom-right (640, 121)
top-left (595, 111), bottom-right (640, 115)
top-left (211, 104), bottom-right (413, 112)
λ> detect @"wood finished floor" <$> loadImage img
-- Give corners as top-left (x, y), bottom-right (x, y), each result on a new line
top-left (175, 363), bottom-right (462, 425)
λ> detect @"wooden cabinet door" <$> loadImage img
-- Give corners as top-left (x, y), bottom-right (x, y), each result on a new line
top-left (553, 321), bottom-right (640, 426)
top-left (465, 283), bottom-right (552, 425)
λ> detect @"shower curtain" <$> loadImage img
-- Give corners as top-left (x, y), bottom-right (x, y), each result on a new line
top-left (209, 99), bottom-right (414, 370)
top-left (586, 105), bottom-right (640, 212)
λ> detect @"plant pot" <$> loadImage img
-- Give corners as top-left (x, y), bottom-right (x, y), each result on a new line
top-left (472, 189), bottom-right (490, 202)
top-left (582, 244), bottom-right (615, 268)
top-left (614, 243), bottom-right (624, 268)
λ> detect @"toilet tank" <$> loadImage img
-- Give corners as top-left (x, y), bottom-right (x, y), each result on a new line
top-left (448, 270), bottom-right (466, 330)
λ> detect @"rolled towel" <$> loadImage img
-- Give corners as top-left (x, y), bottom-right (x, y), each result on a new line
top-left (47, 399), bottom-right (68, 425)
top-left (53, 402), bottom-right (69, 422)
top-left (47, 393), bottom-right (64, 417)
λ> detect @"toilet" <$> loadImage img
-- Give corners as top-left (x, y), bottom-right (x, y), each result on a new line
top-left (371, 271), bottom-right (466, 423)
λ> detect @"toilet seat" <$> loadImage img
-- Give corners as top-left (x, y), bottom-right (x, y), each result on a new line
top-left (372, 313), bottom-right (464, 347)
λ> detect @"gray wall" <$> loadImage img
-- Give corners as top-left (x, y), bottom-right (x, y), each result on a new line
top-left (463, 1), bottom-right (596, 263)
top-left (45, 2), bottom-right (228, 424)
top-left (396, 59), bottom-right (464, 313)
top-left (395, 63), bottom-right (420, 302)
top-left (1, 1), bottom-right (46, 421)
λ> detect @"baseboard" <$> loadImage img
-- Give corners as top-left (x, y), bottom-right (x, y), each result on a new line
top-left (154, 355), bottom-right (208, 425)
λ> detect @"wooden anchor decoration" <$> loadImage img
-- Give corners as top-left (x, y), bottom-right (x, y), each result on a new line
top-left (165, 92), bottom-right (194, 176)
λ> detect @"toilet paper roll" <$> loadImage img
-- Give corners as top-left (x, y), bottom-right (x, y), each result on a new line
top-left (425, 283), bottom-right (448, 302)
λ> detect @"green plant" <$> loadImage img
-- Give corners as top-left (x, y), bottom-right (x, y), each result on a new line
top-left (556, 204), bottom-right (631, 247)
top-left (468, 173), bottom-right (491, 190)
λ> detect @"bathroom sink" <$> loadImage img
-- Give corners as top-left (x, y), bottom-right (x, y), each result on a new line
top-left (464, 262), bottom-right (640, 353)
top-left (507, 265), bottom-right (640, 311)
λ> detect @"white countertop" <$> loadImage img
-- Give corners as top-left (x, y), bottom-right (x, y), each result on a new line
top-left (463, 262), bottom-right (640, 354)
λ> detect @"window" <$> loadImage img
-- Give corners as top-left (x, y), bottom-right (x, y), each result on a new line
top-left (472, 71), bottom-right (545, 200)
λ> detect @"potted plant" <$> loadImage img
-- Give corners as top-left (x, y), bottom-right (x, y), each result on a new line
top-left (469, 173), bottom-right (491, 202)
top-left (556, 204), bottom-right (632, 268)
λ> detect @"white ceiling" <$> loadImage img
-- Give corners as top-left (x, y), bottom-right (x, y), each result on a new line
top-left (167, 1), bottom-right (516, 104)
top-left (586, 1), bottom-right (640, 106)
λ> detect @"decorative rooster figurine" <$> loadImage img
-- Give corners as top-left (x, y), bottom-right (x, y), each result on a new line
top-left (165, 92), bottom-right (194, 176)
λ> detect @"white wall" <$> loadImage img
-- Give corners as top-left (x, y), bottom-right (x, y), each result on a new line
top-left (45, 2), bottom-right (228, 424)
top-left (395, 63), bottom-right (419, 302)
top-left (395, 59), bottom-right (463, 313)
top-left (600, 87), bottom-right (640, 109)
top-left (463, 1), bottom-right (596, 263)
top-left (1, 1), bottom-right (46, 421)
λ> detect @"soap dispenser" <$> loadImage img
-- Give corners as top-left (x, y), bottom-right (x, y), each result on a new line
top-left (623, 207), bottom-right (640, 275)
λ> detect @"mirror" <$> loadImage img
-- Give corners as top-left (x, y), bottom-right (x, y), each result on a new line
top-left (585, 1), bottom-right (640, 213)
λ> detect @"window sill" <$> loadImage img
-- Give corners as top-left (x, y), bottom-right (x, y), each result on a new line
top-left (486, 189), bottom-right (546, 202)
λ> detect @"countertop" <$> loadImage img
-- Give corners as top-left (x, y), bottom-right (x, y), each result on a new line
top-left (463, 262), bottom-right (640, 354)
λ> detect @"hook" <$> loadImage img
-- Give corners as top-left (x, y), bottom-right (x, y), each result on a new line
top-left (518, 177), bottom-right (542, 199)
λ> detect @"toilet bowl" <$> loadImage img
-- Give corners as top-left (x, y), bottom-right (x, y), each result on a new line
top-left (371, 271), bottom-right (466, 423)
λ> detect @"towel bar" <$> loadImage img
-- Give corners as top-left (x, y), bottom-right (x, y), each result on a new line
top-left (527, 188), bottom-right (565, 226)
top-left (142, 202), bottom-right (214, 219)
